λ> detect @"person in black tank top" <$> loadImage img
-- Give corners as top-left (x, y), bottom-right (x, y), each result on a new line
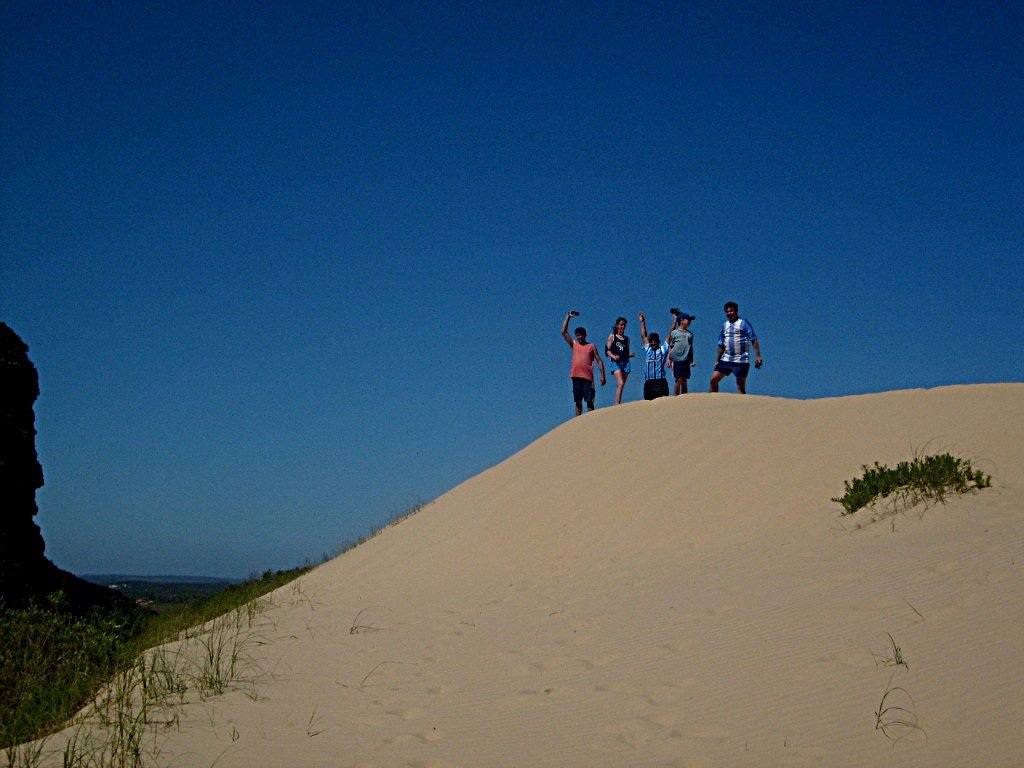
top-left (605, 316), bottom-right (632, 405)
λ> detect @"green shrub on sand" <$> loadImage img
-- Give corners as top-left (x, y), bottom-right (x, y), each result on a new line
top-left (832, 453), bottom-right (991, 516)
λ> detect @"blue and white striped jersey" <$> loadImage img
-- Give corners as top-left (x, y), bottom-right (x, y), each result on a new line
top-left (717, 319), bottom-right (757, 363)
top-left (642, 343), bottom-right (669, 380)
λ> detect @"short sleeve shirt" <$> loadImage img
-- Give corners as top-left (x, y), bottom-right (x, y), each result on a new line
top-left (642, 343), bottom-right (669, 380)
top-left (717, 319), bottom-right (757, 363)
top-left (570, 341), bottom-right (598, 381)
top-left (668, 328), bottom-right (693, 363)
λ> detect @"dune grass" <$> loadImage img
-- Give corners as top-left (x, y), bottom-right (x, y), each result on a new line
top-left (54, 600), bottom-right (278, 768)
top-left (832, 452), bottom-right (991, 516)
top-left (0, 566), bottom-right (310, 759)
top-left (1, 502), bottom-right (430, 765)
top-left (0, 594), bottom-right (140, 758)
top-left (133, 566), bottom-right (309, 650)
top-left (875, 677), bottom-right (926, 744)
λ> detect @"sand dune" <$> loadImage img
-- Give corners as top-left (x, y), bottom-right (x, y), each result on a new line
top-left (48, 384), bottom-right (1024, 767)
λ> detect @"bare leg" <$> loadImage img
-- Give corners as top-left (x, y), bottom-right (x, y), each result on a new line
top-left (736, 376), bottom-right (747, 395)
top-left (614, 370), bottom-right (628, 404)
top-left (679, 378), bottom-right (688, 394)
top-left (710, 371), bottom-right (725, 392)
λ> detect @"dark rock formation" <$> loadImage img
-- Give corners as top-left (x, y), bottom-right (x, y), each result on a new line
top-left (0, 322), bottom-right (133, 612)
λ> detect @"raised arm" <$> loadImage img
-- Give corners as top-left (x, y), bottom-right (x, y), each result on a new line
top-left (638, 312), bottom-right (649, 345)
top-left (561, 312), bottom-right (574, 347)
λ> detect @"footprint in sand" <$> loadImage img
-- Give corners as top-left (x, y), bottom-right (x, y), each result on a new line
top-left (386, 706), bottom-right (428, 721)
top-left (642, 711), bottom-right (681, 729)
top-left (416, 727), bottom-right (442, 743)
top-left (426, 684), bottom-right (460, 696)
top-left (530, 655), bottom-right (579, 672)
top-left (614, 719), bottom-right (660, 749)
top-left (641, 683), bottom-right (687, 706)
top-left (595, 680), bottom-right (640, 696)
top-left (671, 723), bottom-right (732, 739)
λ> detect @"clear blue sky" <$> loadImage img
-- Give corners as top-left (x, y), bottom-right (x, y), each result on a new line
top-left (2, 1), bottom-right (1021, 578)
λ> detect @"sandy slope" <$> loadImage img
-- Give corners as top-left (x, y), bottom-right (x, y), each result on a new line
top-left (47, 384), bottom-right (1024, 767)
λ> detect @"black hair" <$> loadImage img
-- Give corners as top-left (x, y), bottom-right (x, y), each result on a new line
top-left (613, 316), bottom-right (627, 330)
top-left (724, 301), bottom-right (738, 311)
top-left (649, 332), bottom-right (660, 345)
top-left (575, 326), bottom-right (587, 338)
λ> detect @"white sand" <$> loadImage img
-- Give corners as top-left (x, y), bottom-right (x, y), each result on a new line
top-left (45, 384), bottom-right (1024, 767)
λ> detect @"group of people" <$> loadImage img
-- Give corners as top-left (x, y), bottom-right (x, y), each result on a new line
top-left (560, 302), bottom-right (762, 416)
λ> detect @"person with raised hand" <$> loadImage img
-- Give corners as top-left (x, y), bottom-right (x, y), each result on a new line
top-left (667, 309), bottom-right (697, 395)
top-left (638, 311), bottom-right (670, 401)
top-left (561, 310), bottom-right (606, 416)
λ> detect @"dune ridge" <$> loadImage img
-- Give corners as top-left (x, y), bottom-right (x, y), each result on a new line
top-left (49, 384), bottom-right (1024, 767)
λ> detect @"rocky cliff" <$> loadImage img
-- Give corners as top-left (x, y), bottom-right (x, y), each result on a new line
top-left (0, 322), bottom-right (132, 612)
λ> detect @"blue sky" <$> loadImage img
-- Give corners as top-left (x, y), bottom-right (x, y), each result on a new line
top-left (2, 1), bottom-right (1021, 578)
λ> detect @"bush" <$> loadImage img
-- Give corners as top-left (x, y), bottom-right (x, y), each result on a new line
top-left (0, 594), bottom-right (139, 748)
top-left (832, 453), bottom-right (992, 516)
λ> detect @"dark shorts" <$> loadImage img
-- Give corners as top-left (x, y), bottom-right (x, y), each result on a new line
top-left (672, 360), bottom-right (691, 380)
top-left (714, 361), bottom-right (750, 378)
top-left (572, 377), bottom-right (596, 404)
top-left (643, 378), bottom-right (669, 401)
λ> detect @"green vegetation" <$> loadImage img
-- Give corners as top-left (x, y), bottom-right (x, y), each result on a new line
top-left (832, 452), bottom-right (991, 516)
top-left (133, 566), bottom-right (308, 646)
top-left (0, 594), bottom-right (141, 758)
top-left (0, 502), bottom-right (428, 764)
top-left (0, 566), bottom-right (310, 758)
top-left (83, 579), bottom-right (238, 612)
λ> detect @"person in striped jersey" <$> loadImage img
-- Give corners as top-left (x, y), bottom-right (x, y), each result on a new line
top-left (637, 311), bottom-right (670, 401)
top-left (710, 301), bottom-right (763, 395)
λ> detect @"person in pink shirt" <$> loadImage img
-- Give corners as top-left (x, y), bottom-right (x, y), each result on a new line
top-left (561, 310), bottom-right (606, 416)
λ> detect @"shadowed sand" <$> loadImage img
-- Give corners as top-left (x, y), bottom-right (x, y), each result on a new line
top-left (47, 384), bottom-right (1024, 767)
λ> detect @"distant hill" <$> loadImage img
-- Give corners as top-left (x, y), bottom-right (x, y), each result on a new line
top-left (81, 574), bottom-right (242, 609)
top-left (83, 574), bottom-right (241, 586)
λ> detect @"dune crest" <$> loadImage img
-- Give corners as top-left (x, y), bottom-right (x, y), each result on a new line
top-left (47, 384), bottom-right (1024, 767)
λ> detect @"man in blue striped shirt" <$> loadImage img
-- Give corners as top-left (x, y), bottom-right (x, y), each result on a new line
top-left (710, 301), bottom-right (763, 395)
